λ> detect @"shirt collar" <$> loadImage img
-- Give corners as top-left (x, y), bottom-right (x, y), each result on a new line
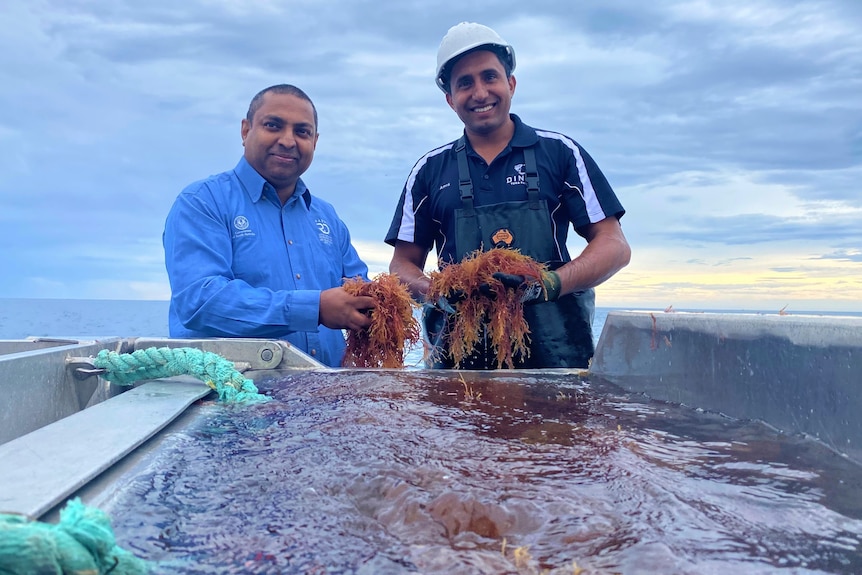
top-left (234, 156), bottom-right (312, 208)
top-left (454, 114), bottom-right (538, 157)
top-left (508, 114), bottom-right (539, 148)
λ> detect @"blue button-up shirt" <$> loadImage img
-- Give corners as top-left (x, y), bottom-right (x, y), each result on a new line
top-left (163, 157), bottom-right (369, 367)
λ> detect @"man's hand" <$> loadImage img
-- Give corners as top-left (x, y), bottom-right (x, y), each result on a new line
top-left (319, 287), bottom-right (376, 330)
top-left (492, 270), bottom-right (562, 304)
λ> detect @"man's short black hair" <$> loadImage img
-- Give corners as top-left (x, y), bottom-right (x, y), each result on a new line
top-left (441, 46), bottom-right (513, 94)
top-left (246, 84), bottom-right (318, 130)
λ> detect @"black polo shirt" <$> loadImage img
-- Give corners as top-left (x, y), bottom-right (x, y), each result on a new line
top-left (385, 114), bottom-right (625, 266)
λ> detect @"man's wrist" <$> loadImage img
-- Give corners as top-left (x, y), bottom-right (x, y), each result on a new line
top-left (541, 270), bottom-right (562, 301)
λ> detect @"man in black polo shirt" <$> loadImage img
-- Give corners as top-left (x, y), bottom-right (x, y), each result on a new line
top-left (385, 22), bottom-right (631, 369)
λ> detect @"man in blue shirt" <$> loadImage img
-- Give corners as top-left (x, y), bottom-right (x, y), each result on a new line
top-left (386, 23), bottom-right (631, 369)
top-left (164, 84), bottom-right (374, 367)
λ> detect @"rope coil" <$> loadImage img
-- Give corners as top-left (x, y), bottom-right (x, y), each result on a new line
top-left (92, 347), bottom-right (270, 404)
top-left (0, 498), bottom-right (150, 574)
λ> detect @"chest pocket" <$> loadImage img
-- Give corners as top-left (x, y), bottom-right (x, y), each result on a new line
top-left (453, 142), bottom-right (558, 262)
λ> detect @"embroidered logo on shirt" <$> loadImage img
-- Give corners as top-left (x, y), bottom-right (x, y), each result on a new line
top-left (506, 163), bottom-right (527, 186)
top-left (233, 215), bottom-right (255, 238)
top-left (316, 219), bottom-right (333, 245)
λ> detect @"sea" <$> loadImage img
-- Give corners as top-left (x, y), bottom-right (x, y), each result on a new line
top-left (2, 298), bottom-right (861, 345)
top-left (0, 298), bottom-right (172, 340)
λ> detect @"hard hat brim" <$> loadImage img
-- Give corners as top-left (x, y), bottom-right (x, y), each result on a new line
top-left (435, 43), bottom-right (516, 93)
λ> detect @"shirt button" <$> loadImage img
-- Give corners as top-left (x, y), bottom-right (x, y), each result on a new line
top-left (483, 174), bottom-right (489, 179)
top-left (295, 273), bottom-right (301, 279)
top-left (310, 349), bottom-right (317, 356)
top-left (288, 240), bottom-right (294, 245)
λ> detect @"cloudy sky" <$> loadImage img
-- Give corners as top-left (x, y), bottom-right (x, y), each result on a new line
top-left (2, 0), bottom-right (860, 312)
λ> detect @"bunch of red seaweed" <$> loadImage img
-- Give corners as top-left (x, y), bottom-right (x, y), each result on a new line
top-left (427, 249), bottom-right (547, 369)
top-left (342, 273), bottom-right (421, 368)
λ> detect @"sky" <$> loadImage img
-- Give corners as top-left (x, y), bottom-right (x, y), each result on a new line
top-left (1, 0), bottom-right (860, 312)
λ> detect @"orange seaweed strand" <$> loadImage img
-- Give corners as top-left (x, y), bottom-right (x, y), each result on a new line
top-left (342, 273), bottom-right (421, 368)
top-left (426, 249), bottom-right (546, 369)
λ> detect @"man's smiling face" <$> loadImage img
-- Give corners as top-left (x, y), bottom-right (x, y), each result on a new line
top-left (241, 91), bottom-right (318, 197)
top-left (445, 49), bottom-right (516, 138)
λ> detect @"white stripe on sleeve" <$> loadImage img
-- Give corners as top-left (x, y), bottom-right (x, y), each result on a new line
top-left (536, 131), bottom-right (608, 223)
top-left (397, 144), bottom-right (453, 243)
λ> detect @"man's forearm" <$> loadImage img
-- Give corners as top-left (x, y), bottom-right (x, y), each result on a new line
top-left (390, 259), bottom-right (431, 301)
top-left (556, 230), bottom-right (631, 295)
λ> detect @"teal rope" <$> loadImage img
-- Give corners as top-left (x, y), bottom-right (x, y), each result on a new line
top-left (93, 347), bottom-right (270, 404)
top-left (0, 498), bottom-right (150, 574)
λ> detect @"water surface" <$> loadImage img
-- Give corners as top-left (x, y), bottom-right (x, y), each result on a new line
top-left (101, 370), bottom-right (862, 574)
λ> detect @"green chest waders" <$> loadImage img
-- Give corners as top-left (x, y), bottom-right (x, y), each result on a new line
top-left (423, 140), bottom-right (595, 369)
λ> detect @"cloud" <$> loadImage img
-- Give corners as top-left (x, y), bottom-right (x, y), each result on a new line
top-left (816, 249), bottom-right (862, 263)
top-left (1, 0), bottom-right (860, 312)
top-left (655, 212), bottom-right (862, 246)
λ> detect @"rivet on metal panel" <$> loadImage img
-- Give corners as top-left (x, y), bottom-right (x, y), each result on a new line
top-left (257, 343), bottom-right (283, 368)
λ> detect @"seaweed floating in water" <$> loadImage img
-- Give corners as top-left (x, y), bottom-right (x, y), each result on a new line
top-left (427, 249), bottom-right (547, 369)
top-left (342, 273), bottom-right (421, 368)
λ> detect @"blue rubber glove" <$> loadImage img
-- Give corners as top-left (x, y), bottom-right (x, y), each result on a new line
top-left (492, 270), bottom-right (562, 304)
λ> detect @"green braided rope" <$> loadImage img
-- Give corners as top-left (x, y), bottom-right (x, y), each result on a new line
top-left (0, 498), bottom-right (150, 574)
top-left (93, 347), bottom-right (270, 404)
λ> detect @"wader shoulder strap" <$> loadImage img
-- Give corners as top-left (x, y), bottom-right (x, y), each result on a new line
top-left (457, 140), bottom-right (541, 212)
top-left (523, 146), bottom-right (541, 210)
top-left (454, 137), bottom-right (475, 217)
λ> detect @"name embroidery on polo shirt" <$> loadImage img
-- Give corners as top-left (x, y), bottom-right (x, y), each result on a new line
top-left (506, 163), bottom-right (527, 186)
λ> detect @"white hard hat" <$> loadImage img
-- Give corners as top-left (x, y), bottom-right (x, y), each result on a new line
top-left (435, 22), bottom-right (516, 93)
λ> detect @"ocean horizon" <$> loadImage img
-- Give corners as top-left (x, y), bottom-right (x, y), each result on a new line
top-left (2, 297), bottom-right (861, 342)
